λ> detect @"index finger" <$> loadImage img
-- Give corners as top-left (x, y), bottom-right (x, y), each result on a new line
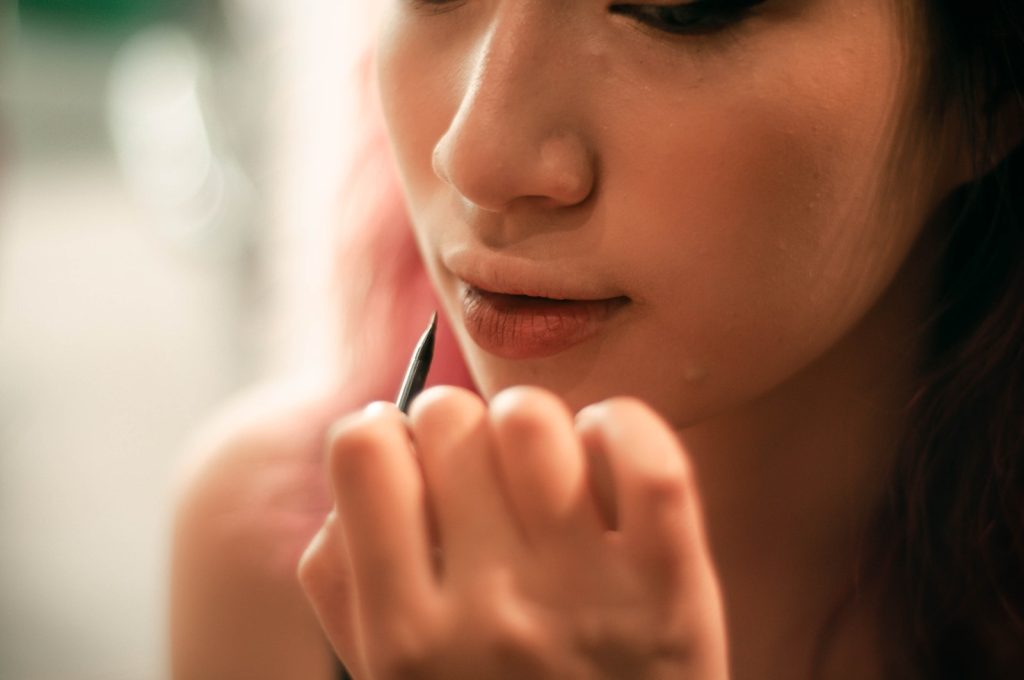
top-left (328, 402), bottom-right (441, 622)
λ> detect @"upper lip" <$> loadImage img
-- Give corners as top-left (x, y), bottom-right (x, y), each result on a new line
top-left (442, 249), bottom-right (629, 301)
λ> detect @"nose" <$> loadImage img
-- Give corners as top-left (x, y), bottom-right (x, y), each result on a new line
top-left (431, 14), bottom-right (596, 214)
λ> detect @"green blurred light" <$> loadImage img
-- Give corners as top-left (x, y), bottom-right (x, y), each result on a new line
top-left (17, 0), bottom-right (180, 29)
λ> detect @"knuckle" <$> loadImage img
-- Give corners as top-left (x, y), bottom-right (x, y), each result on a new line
top-left (574, 614), bottom-right (630, 654)
top-left (372, 619), bottom-right (442, 678)
top-left (596, 397), bottom-right (693, 481)
top-left (573, 616), bottom-right (644, 668)
top-left (296, 552), bottom-right (334, 604)
top-left (649, 632), bottom-right (697, 669)
top-left (296, 514), bottom-right (344, 594)
top-left (483, 629), bottom-right (539, 671)
top-left (636, 468), bottom-right (689, 507)
top-left (326, 406), bottom-right (402, 478)
top-left (295, 542), bottom-right (322, 592)
top-left (407, 385), bottom-right (487, 439)
top-left (575, 397), bottom-right (648, 439)
top-left (327, 402), bottom-right (395, 445)
top-left (600, 396), bottom-right (650, 421)
top-left (409, 385), bottom-right (484, 421)
top-left (491, 386), bottom-right (568, 437)
top-left (599, 396), bottom-right (668, 434)
top-left (470, 608), bottom-right (543, 673)
top-left (573, 614), bottom-right (696, 672)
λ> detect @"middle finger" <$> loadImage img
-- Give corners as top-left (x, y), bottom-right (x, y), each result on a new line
top-left (409, 386), bottom-right (523, 580)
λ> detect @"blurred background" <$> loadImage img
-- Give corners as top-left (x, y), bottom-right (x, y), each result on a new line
top-left (0, 1), bottom-right (370, 677)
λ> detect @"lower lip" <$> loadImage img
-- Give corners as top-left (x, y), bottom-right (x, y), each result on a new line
top-left (460, 286), bottom-right (629, 359)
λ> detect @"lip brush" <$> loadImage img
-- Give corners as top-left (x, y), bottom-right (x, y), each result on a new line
top-left (395, 312), bottom-right (438, 413)
top-left (330, 313), bottom-right (437, 680)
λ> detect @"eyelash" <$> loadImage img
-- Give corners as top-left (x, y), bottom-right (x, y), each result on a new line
top-left (610, 0), bottom-right (766, 36)
top-left (405, 0), bottom-right (766, 36)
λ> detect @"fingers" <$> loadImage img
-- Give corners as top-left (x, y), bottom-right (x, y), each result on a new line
top-left (324, 402), bottom-right (440, 623)
top-left (297, 512), bottom-right (364, 674)
top-left (302, 390), bottom-right (726, 680)
top-left (575, 398), bottom-right (715, 593)
top-left (409, 386), bottom-right (522, 575)
top-left (490, 386), bottom-right (605, 548)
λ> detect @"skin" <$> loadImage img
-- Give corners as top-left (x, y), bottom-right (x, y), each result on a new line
top-left (173, 0), bottom-right (981, 678)
top-left (303, 390), bottom-right (729, 678)
top-left (303, 0), bottom-right (967, 677)
top-left (377, 0), bottom-right (958, 420)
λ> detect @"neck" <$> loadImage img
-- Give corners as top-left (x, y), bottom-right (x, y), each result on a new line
top-left (679, 226), bottom-right (941, 680)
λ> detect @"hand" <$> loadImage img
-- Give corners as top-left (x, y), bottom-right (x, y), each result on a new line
top-left (298, 386), bottom-right (729, 679)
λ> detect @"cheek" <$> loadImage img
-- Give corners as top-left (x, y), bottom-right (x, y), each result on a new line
top-left (602, 30), bottom-right (921, 413)
top-left (377, 22), bottom-right (458, 215)
top-left (620, 99), bottom-right (889, 315)
top-left (377, 1), bottom-right (934, 421)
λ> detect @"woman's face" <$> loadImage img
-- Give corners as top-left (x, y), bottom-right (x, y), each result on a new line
top-left (376, 0), bottom-right (958, 425)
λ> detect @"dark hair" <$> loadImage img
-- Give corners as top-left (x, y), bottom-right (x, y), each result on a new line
top-left (873, 1), bottom-right (1024, 677)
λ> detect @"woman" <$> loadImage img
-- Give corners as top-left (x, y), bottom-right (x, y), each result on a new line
top-left (171, 0), bottom-right (1023, 678)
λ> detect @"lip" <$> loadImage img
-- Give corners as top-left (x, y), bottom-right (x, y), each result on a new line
top-left (459, 284), bottom-right (629, 359)
top-left (443, 249), bottom-right (626, 301)
top-left (442, 249), bottom-right (631, 358)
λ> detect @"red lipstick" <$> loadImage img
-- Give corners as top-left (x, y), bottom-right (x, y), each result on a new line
top-left (460, 285), bottom-right (628, 359)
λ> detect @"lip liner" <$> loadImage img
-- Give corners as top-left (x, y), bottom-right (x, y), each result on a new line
top-left (395, 312), bottom-right (438, 413)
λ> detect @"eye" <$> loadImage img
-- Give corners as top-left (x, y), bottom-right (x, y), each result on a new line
top-left (609, 0), bottom-right (766, 36)
top-left (402, 0), bottom-right (467, 15)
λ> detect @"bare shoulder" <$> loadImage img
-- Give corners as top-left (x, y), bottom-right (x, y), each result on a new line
top-left (170, 382), bottom-right (353, 680)
top-left (172, 382), bottom-right (345, 577)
